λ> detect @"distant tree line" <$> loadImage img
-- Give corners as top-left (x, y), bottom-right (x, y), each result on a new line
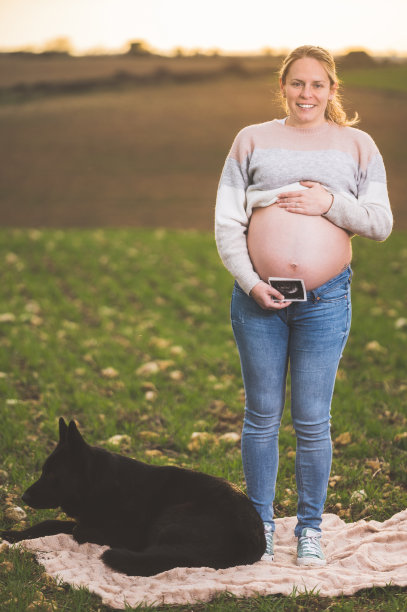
top-left (1, 39), bottom-right (405, 66)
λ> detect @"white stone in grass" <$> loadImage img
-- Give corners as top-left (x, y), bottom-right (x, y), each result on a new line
top-left (145, 449), bottom-right (163, 458)
top-left (170, 345), bottom-right (185, 356)
top-left (0, 313), bottom-right (16, 323)
top-left (334, 431), bottom-right (352, 446)
top-left (141, 381), bottom-right (157, 391)
top-left (5, 252), bottom-right (19, 265)
top-left (365, 340), bottom-right (387, 353)
top-left (29, 315), bottom-right (43, 327)
top-left (350, 490), bottom-right (367, 503)
top-left (149, 337), bottom-right (171, 349)
top-left (101, 367), bottom-right (119, 379)
top-left (169, 370), bottom-right (183, 381)
top-left (190, 432), bottom-right (212, 441)
top-left (5, 506), bottom-right (27, 522)
top-left (25, 301), bottom-right (41, 314)
top-left (145, 390), bottom-right (157, 401)
top-left (157, 360), bottom-right (175, 371)
top-left (136, 362), bottom-right (160, 377)
top-left (219, 432), bottom-right (241, 444)
top-left (106, 434), bottom-right (131, 447)
top-left (187, 432), bottom-right (216, 451)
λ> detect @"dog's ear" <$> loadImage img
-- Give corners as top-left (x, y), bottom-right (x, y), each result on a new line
top-left (59, 417), bottom-right (68, 443)
top-left (66, 420), bottom-right (87, 451)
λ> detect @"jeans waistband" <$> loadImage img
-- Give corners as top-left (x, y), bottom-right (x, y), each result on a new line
top-left (308, 265), bottom-right (352, 301)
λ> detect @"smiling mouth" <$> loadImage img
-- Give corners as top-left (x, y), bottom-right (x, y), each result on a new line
top-left (297, 104), bottom-right (315, 109)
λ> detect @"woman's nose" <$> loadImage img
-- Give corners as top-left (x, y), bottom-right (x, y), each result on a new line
top-left (300, 85), bottom-right (312, 98)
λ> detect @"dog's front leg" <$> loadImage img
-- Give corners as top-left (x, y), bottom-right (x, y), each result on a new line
top-left (72, 524), bottom-right (107, 546)
top-left (1, 520), bottom-right (76, 543)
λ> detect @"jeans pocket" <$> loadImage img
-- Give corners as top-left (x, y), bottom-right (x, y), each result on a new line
top-left (317, 279), bottom-right (350, 303)
top-left (231, 283), bottom-right (247, 324)
top-left (231, 281), bottom-right (271, 325)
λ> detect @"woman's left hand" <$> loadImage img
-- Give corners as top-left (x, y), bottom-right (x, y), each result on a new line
top-left (276, 181), bottom-right (333, 216)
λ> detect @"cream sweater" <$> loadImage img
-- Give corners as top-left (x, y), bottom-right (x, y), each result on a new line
top-left (215, 119), bottom-right (393, 294)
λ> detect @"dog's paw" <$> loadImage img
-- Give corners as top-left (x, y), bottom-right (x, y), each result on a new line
top-left (1, 530), bottom-right (25, 543)
top-left (72, 525), bottom-right (89, 545)
top-left (101, 548), bottom-right (123, 571)
top-left (101, 548), bottom-right (136, 575)
top-left (72, 525), bottom-right (106, 546)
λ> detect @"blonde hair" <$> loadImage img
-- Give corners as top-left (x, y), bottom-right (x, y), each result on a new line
top-left (279, 45), bottom-right (359, 127)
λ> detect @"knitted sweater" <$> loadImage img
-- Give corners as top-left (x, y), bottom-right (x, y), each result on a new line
top-left (215, 119), bottom-right (393, 294)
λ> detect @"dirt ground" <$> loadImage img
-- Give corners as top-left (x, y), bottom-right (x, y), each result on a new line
top-left (0, 64), bottom-right (405, 231)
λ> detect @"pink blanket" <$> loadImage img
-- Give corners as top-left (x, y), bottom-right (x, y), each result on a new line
top-left (11, 509), bottom-right (407, 608)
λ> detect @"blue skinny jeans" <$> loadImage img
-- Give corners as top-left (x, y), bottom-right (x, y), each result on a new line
top-left (231, 266), bottom-right (352, 537)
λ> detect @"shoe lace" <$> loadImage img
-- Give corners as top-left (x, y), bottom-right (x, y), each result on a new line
top-left (299, 534), bottom-right (322, 557)
top-left (264, 524), bottom-right (274, 555)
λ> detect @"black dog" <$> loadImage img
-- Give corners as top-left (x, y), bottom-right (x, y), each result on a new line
top-left (2, 418), bottom-right (265, 576)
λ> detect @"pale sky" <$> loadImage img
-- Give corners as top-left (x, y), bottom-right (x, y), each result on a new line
top-left (0, 0), bottom-right (406, 55)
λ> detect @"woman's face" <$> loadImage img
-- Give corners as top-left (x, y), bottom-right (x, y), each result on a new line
top-left (280, 57), bottom-right (337, 128)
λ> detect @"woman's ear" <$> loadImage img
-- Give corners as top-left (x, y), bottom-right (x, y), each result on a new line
top-left (279, 77), bottom-right (286, 98)
top-left (329, 81), bottom-right (338, 100)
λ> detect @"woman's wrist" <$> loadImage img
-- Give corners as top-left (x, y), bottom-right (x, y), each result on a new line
top-left (324, 193), bottom-right (334, 214)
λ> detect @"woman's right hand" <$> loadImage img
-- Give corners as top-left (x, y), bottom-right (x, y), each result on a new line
top-left (249, 281), bottom-right (291, 310)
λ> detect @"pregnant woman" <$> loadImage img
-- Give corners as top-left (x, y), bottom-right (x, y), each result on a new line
top-left (215, 45), bottom-right (392, 566)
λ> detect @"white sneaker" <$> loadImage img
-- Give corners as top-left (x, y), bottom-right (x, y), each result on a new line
top-left (261, 523), bottom-right (274, 561)
top-left (297, 527), bottom-right (326, 566)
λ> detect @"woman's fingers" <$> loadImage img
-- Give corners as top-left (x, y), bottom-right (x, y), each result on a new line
top-left (277, 191), bottom-right (303, 200)
top-left (280, 205), bottom-right (307, 214)
top-left (250, 282), bottom-right (291, 310)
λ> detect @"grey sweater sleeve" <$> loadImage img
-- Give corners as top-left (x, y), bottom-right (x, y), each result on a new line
top-left (215, 141), bottom-right (262, 295)
top-left (323, 152), bottom-right (393, 241)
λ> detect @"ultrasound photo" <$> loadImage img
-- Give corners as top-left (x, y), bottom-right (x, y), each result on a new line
top-left (268, 277), bottom-right (307, 301)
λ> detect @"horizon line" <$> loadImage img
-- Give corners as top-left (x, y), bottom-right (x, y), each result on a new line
top-left (0, 40), bottom-right (406, 59)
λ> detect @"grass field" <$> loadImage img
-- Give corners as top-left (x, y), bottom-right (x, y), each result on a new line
top-left (1, 54), bottom-right (406, 610)
top-left (1, 228), bottom-right (406, 611)
top-left (1, 54), bottom-right (406, 92)
top-left (340, 66), bottom-right (407, 93)
top-left (0, 54), bottom-right (283, 88)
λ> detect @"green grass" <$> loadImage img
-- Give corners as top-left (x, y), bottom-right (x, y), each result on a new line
top-left (1, 228), bottom-right (407, 611)
top-left (340, 65), bottom-right (407, 93)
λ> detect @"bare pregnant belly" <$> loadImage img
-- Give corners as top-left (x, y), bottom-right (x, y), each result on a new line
top-left (247, 206), bottom-right (352, 291)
